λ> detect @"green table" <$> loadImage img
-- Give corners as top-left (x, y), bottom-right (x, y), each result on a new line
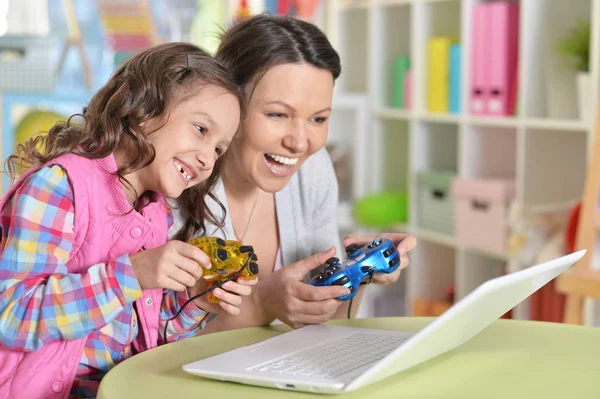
top-left (98, 317), bottom-right (600, 398)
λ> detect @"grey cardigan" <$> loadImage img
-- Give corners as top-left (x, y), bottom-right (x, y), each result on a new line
top-left (170, 147), bottom-right (343, 268)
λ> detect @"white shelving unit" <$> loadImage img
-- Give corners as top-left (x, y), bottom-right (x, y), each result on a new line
top-left (326, 0), bottom-right (600, 320)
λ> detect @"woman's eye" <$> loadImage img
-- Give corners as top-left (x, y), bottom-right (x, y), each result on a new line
top-left (312, 116), bottom-right (328, 124)
top-left (195, 124), bottom-right (207, 134)
top-left (215, 146), bottom-right (223, 156)
top-left (267, 112), bottom-right (287, 119)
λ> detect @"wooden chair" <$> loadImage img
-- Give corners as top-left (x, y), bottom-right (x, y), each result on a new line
top-left (556, 109), bottom-right (600, 325)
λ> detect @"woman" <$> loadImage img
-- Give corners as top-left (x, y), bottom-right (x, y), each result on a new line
top-left (172, 13), bottom-right (417, 331)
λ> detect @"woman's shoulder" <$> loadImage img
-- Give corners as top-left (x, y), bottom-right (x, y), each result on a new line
top-left (296, 147), bottom-right (336, 184)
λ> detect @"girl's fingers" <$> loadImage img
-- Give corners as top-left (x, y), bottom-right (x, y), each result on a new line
top-left (213, 287), bottom-right (243, 307)
top-left (218, 300), bottom-right (241, 316)
top-left (167, 265), bottom-right (197, 288)
top-left (221, 281), bottom-right (253, 296)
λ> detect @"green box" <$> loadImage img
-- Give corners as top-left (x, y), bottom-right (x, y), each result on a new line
top-left (416, 171), bottom-right (456, 235)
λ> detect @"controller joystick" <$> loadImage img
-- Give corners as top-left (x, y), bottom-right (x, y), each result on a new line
top-left (188, 237), bottom-right (259, 303)
top-left (309, 238), bottom-right (400, 300)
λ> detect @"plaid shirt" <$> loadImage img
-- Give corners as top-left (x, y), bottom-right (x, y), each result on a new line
top-left (0, 165), bottom-right (210, 397)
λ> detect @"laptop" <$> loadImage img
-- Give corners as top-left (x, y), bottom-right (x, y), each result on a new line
top-left (182, 250), bottom-right (585, 394)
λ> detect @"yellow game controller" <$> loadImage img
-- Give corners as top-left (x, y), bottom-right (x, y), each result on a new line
top-left (188, 237), bottom-right (259, 303)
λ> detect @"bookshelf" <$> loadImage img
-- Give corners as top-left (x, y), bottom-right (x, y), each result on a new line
top-left (325, 0), bottom-right (599, 321)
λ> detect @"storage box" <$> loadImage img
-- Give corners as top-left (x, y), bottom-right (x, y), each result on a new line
top-left (452, 177), bottom-right (515, 253)
top-left (0, 36), bottom-right (58, 92)
top-left (417, 171), bottom-right (456, 235)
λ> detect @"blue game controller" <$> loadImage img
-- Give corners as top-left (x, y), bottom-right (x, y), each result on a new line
top-left (308, 238), bottom-right (401, 300)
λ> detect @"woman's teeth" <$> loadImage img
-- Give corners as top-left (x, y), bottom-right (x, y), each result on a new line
top-left (174, 160), bottom-right (192, 180)
top-left (266, 154), bottom-right (299, 166)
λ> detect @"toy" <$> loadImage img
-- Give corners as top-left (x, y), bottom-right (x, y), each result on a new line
top-left (188, 237), bottom-right (259, 303)
top-left (308, 238), bottom-right (400, 300)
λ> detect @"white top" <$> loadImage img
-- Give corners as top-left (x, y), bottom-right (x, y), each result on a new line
top-left (170, 147), bottom-right (343, 274)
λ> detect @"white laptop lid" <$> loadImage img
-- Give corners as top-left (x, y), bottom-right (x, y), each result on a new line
top-left (345, 250), bottom-right (586, 391)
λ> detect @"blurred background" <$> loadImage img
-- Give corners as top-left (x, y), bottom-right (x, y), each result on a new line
top-left (1, 0), bottom-right (599, 326)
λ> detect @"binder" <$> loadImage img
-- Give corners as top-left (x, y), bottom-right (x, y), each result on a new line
top-left (470, 3), bottom-right (490, 115)
top-left (449, 43), bottom-right (461, 114)
top-left (264, 0), bottom-right (278, 14)
top-left (427, 37), bottom-right (452, 112)
top-left (487, 1), bottom-right (519, 116)
top-left (404, 69), bottom-right (412, 109)
top-left (393, 56), bottom-right (410, 108)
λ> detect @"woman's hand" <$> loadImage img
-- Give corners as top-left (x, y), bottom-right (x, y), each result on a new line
top-left (343, 233), bottom-right (417, 285)
top-left (188, 276), bottom-right (258, 315)
top-left (256, 248), bottom-right (351, 329)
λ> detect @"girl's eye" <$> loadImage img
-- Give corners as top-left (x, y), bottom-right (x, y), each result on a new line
top-left (195, 124), bottom-right (207, 134)
top-left (215, 146), bottom-right (223, 156)
top-left (312, 116), bottom-right (328, 124)
top-left (267, 112), bottom-right (287, 119)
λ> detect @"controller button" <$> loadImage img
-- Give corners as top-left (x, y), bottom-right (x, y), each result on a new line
top-left (348, 285), bottom-right (355, 293)
top-left (383, 248), bottom-right (395, 257)
top-left (373, 238), bottom-right (383, 246)
top-left (327, 265), bottom-right (340, 272)
top-left (251, 253), bottom-right (258, 261)
top-left (249, 262), bottom-right (259, 274)
top-left (360, 266), bottom-right (374, 274)
top-left (332, 275), bottom-right (350, 285)
top-left (325, 269), bottom-right (335, 277)
top-left (345, 243), bottom-right (359, 255)
top-left (239, 245), bottom-right (253, 253)
top-left (326, 257), bottom-right (339, 265)
top-left (315, 274), bottom-right (324, 282)
top-left (216, 248), bottom-right (228, 261)
top-left (389, 256), bottom-right (401, 267)
top-left (216, 238), bottom-right (226, 246)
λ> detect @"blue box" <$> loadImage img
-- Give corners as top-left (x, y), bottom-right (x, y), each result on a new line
top-left (449, 43), bottom-right (461, 114)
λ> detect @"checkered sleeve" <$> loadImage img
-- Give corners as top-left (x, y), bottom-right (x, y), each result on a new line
top-left (0, 165), bottom-right (143, 351)
top-left (158, 289), bottom-right (210, 344)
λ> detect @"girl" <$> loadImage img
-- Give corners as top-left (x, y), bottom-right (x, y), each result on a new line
top-left (171, 14), bottom-right (417, 332)
top-left (0, 42), bottom-right (253, 398)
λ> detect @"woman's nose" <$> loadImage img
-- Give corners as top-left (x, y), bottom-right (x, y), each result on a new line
top-left (283, 124), bottom-right (309, 153)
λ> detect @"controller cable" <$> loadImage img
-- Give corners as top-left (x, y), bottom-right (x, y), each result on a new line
top-left (347, 268), bottom-right (375, 319)
top-left (162, 250), bottom-right (254, 344)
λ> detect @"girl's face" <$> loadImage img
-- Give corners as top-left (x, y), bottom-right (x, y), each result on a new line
top-left (137, 84), bottom-right (240, 199)
top-left (231, 63), bottom-right (334, 193)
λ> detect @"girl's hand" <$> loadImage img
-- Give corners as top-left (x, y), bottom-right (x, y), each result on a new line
top-left (187, 276), bottom-right (258, 315)
top-left (256, 248), bottom-right (351, 329)
top-left (343, 233), bottom-right (417, 285)
top-left (130, 240), bottom-right (210, 291)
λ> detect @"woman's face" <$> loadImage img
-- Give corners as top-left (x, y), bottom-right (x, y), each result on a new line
top-left (232, 62), bottom-right (334, 193)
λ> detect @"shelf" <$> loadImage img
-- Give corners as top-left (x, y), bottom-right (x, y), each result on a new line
top-left (414, 228), bottom-right (456, 248)
top-left (416, 0), bottom-right (459, 3)
top-left (373, 0), bottom-right (411, 6)
top-left (375, 107), bottom-right (412, 120)
top-left (466, 116), bottom-right (520, 128)
top-left (523, 118), bottom-right (589, 132)
top-left (460, 245), bottom-right (512, 262)
top-left (416, 112), bottom-right (461, 124)
top-left (338, 0), bottom-right (370, 10)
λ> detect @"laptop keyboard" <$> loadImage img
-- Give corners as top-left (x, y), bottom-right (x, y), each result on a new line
top-left (249, 332), bottom-right (409, 380)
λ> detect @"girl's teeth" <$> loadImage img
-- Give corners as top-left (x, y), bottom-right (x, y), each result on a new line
top-left (175, 160), bottom-right (192, 180)
top-left (267, 154), bottom-right (298, 166)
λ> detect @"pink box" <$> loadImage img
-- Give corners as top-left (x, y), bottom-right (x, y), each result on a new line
top-left (487, 1), bottom-right (519, 115)
top-left (470, 3), bottom-right (490, 115)
top-left (452, 177), bottom-right (515, 253)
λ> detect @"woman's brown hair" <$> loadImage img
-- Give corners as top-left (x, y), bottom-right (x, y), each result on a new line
top-left (216, 13), bottom-right (341, 94)
top-left (6, 42), bottom-right (244, 242)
